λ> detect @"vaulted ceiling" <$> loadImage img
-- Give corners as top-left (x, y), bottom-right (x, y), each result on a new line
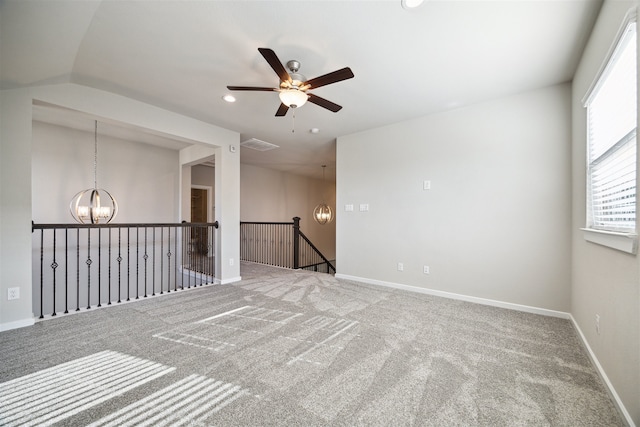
top-left (1, 0), bottom-right (602, 179)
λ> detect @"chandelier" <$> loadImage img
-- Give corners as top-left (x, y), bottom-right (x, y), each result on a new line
top-left (313, 165), bottom-right (334, 225)
top-left (69, 120), bottom-right (118, 224)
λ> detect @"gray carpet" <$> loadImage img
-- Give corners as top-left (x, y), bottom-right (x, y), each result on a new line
top-left (0, 262), bottom-right (625, 426)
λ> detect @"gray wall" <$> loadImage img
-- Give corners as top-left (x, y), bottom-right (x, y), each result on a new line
top-left (571, 0), bottom-right (639, 423)
top-left (336, 84), bottom-right (572, 312)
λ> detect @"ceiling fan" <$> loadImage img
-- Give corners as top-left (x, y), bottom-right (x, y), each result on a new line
top-left (227, 47), bottom-right (355, 117)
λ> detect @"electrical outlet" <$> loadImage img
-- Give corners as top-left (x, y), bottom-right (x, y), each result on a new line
top-left (229, 258), bottom-right (234, 266)
top-left (423, 265), bottom-right (430, 274)
top-left (8, 287), bottom-right (20, 300)
top-left (595, 314), bottom-right (600, 335)
top-left (397, 262), bottom-right (404, 271)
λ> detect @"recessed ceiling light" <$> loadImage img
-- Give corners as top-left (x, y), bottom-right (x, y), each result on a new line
top-left (401, 0), bottom-right (424, 9)
top-left (310, 128), bottom-right (320, 134)
top-left (222, 94), bottom-right (236, 103)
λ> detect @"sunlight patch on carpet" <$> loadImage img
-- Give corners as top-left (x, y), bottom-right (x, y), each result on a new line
top-left (0, 350), bottom-right (175, 426)
top-left (87, 374), bottom-right (246, 427)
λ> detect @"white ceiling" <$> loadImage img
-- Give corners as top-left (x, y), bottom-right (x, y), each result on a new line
top-left (1, 0), bottom-right (602, 180)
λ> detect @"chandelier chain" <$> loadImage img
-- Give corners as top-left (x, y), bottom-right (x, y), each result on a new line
top-left (93, 120), bottom-right (98, 189)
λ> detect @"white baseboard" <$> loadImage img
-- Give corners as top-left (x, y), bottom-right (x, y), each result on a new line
top-left (220, 276), bottom-right (242, 285)
top-left (335, 273), bottom-right (570, 319)
top-left (569, 315), bottom-right (636, 427)
top-left (0, 317), bottom-right (35, 332)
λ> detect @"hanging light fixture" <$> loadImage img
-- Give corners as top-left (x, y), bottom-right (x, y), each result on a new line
top-left (69, 120), bottom-right (118, 224)
top-left (313, 165), bottom-right (334, 225)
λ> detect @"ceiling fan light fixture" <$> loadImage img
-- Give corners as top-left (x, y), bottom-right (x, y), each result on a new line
top-left (279, 88), bottom-right (308, 109)
top-left (227, 48), bottom-right (353, 116)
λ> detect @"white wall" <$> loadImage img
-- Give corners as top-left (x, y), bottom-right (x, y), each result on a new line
top-left (337, 84), bottom-right (572, 312)
top-left (0, 89), bottom-right (34, 330)
top-left (32, 121), bottom-right (179, 224)
top-left (241, 163), bottom-right (336, 261)
top-left (571, 1), bottom-right (639, 425)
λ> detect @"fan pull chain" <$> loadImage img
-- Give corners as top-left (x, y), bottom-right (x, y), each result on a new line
top-left (291, 109), bottom-right (296, 133)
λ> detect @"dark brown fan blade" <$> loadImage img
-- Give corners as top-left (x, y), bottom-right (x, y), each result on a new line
top-left (304, 67), bottom-right (354, 89)
top-left (227, 86), bottom-right (277, 91)
top-left (258, 48), bottom-right (291, 83)
top-left (307, 93), bottom-right (342, 113)
top-left (275, 103), bottom-right (289, 117)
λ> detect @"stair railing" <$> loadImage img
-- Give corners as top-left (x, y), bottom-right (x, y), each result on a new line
top-left (240, 217), bottom-right (335, 274)
top-left (31, 221), bottom-right (218, 319)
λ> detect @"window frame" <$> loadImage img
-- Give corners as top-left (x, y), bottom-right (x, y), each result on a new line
top-left (582, 9), bottom-right (638, 254)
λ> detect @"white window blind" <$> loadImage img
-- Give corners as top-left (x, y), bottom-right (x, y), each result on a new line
top-left (586, 21), bottom-right (637, 233)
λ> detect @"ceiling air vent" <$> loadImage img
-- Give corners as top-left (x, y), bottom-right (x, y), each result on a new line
top-left (240, 138), bottom-right (279, 151)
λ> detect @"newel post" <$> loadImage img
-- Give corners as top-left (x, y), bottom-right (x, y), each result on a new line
top-left (293, 217), bottom-right (300, 269)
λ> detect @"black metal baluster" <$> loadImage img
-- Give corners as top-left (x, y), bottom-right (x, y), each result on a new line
top-left (194, 226), bottom-right (199, 286)
top-left (254, 224), bottom-right (258, 264)
top-left (144, 227), bottom-right (148, 297)
top-left (202, 226), bottom-right (206, 285)
top-left (180, 226), bottom-right (185, 290)
top-left (97, 227), bottom-right (102, 307)
top-left (167, 227), bottom-right (172, 292)
top-left (51, 229), bottom-right (58, 316)
top-left (160, 227), bottom-right (164, 294)
top-left (283, 223), bottom-right (288, 267)
top-left (200, 226), bottom-right (207, 285)
top-left (183, 224), bottom-right (189, 289)
top-left (190, 225), bottom-right (194, 286)
top-left (76, 228), bottom-right (80, 311)
top-left (204, 225), bottom-right (208, 284)
top-left (211, 226), bottom-right (219, 283)
top-left (258, 224), bottom-right (262, 264)
top-left (64, 229), bottom-right (69, 314)
top-left (208, 225), bottom-right (213, 284)
top-left (136, 227), bottom-right (140, 299)
top-left (126, 227), bottom-right (130, 301)
top-left (86, 229), bottom-right (92, 309)
top-left (187, 225), bottom-right (192, 289)
top-left (152, 227), bottom-right (156, 296)
top-left (117, 227), bottom-right (122, 303)
top-left (174, 227), bottom-right (179, 290)
top-left (39, 229), bottom-right (44, 319)
top-left (201, 226), bottom-right (206, 285)
top-left (108, 228), bottom-right (112, 305)
top-left (198, 226), bottom-right (203, 286)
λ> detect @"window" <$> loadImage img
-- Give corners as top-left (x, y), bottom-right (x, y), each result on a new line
top-left (585, 19), bottom-right (637, 235)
